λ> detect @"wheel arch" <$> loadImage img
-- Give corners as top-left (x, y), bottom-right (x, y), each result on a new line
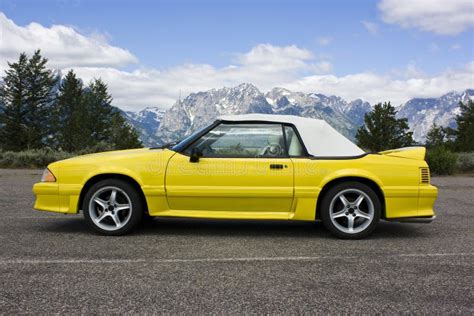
top-left (78, 173), bottom-right (149, 214)
top-left (315, 176), bottom-right (386, 220)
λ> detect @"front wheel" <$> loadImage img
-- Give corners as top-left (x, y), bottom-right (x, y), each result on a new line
top-left (321, 182), bottom-right (381, 239)
top-left (83, 179), bottom-right (143, 235)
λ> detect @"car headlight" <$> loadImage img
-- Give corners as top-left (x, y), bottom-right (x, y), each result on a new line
top-left (41, 168), bottom-right (56, 182)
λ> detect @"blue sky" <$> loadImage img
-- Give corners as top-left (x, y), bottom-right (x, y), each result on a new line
top-left (1, 0), bottom-right (473, 110)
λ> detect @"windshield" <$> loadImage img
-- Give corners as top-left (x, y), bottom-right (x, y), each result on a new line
top-left (171, 122), bottom-right (216, 152)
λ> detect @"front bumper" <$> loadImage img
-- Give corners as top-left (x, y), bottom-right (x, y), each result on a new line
top-left (33, 182), bottom-right (81, 214)
top-left (33, 182), bottom-right (61, 213)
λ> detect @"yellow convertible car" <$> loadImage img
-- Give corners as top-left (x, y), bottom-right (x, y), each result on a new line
top-left (33, 114), bottom-right (437, 238)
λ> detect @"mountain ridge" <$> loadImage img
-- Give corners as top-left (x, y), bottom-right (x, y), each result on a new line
top-left (122, 84), bottom-right (473, 146)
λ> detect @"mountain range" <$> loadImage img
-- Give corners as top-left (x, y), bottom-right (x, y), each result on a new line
top-left (121, 84), bottom-right (473, 146)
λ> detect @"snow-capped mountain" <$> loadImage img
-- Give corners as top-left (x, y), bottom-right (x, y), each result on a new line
top-left (397, 89), bottom-right (474, 142)
top-left (264, 87), bottom-right (370, 137)
top-left (124, 84), bottom-right (473, 146)
top-left (155, 83), bottom-right (370, 145)
top-left (157, 83), bottom-right (272, 143)
top-left (122, 107), bottom-right (165, 146)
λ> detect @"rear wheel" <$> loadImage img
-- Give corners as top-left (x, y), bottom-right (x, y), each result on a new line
top-left (83, 179), bottom-right (143, 235)
top-left (321, 182), bottom-right (381, 239)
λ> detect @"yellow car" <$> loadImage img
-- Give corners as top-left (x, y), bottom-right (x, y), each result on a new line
top-left (33, 114), bottom-right (437, 238)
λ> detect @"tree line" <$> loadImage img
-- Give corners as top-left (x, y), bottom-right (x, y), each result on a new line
top-left (0, 50), bottom-right (141, 152)
top-left (1, 51), bottom-right (472, 159)
top-left (355, 100), bottom-right (473, 152)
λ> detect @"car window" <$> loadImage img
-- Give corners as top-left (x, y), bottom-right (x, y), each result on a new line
top-left (185, 123), bottom-right (287, 158)
top-left (284, 125), bottom-right (305, 157)
top-left (171, 123), bottom-right (215, 152)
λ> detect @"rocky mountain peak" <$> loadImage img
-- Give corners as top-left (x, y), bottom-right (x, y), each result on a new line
top-left (123, 85), bottom-right (473, 146)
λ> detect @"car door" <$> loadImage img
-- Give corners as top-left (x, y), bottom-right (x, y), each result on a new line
top-left (165, 122), bottom-right (294, 215)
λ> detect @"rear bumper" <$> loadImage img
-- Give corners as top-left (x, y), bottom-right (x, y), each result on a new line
top-left (387, 215), bottom-right (436, 223)
top-left (418, 185), bottom-right (438, 217)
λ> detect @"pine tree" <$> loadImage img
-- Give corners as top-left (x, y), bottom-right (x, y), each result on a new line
top-left (109, 112), bottom-right (142, 149)
top-left (454, 100), bottom-right (474, 152)
top-left (0, 53), bottom-right (30, 151)
top-left (80, 78), bottom-right (141, 150)
top-left (54, 70), bottom-right (84, 151)
top-left (356, 101), bottom-right (414, 152)
top-left (425, 123), bottom-right (447, 148)
top-left (24, 50), bottom-right (58, 149)
top-left (81, 79), bottom-right (114, 147)
top-left (0, 50), bottom-right (57, 151)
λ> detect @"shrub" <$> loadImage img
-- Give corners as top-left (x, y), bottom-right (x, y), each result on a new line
top-left (426, 147), bottom-right (458, 175)
top-left (0, 146), bottom-right (117, 169)
top-left (456, 152), bottom-right (474, 174)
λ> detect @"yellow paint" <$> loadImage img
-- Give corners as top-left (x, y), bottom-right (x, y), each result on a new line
top-left (33, 147), bottom-right (437, 220)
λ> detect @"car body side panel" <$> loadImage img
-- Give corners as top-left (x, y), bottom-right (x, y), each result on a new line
top-left (33, 149), bottom-right (437, 221)
top-left (164, 152), bottom-right (294, 215)
top-left (290, 154), bottom-right (434, 220)
top-left (33, 149), bottom-right (175, 214)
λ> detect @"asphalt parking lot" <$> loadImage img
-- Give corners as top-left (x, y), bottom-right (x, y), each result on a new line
top-left (0, 169), bottom-right (473, 314)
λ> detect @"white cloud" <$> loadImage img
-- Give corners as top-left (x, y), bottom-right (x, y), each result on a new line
top-left (378, 0), bottom-right (474, 35)
top-left (284, 62), bottom-right (474, 106)
top-left (0, 12), bottom-right (137, 71)
top-left (1, 12), bottom-right (472, 111)
top-left (72, 44), bottom-right (331, 110)
top-left (361, 21), bottom-right (379, 35)
top-left (317, 36), bottom-right (332, 46)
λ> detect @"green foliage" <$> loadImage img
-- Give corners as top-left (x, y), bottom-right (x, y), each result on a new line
top-left (425, 123), bottom-right (449, 148)
top-left (110, 112), bottom-right (143, 149)
top-left (456, 152), bottom-right (474, 173)
top-left (0, 149), bottom-right (74, 169)
top-left (0, 51), bottom-right (142, 153)
top-left (0, 145), bottom-right (118, 169)
top-left (356, 102), bottom-right (414, 152)
top-left (454, 100), bottom-right (474, 152)
top-left (426, 147), bottom-right (458, 175)
top-left (52, 70), bottom-right (84, 151)
top-left (0, 51), bottom-right (58, 151)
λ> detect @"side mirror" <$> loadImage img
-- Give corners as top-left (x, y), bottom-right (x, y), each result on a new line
top-left (189, 147), bottom-right (202, 163)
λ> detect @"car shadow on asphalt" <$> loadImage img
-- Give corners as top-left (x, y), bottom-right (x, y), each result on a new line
top-left (35, 217), bottom-right (429, 239)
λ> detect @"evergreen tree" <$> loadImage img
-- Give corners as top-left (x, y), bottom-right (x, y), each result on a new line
top-left (80, 78), bottom-right (141, 150)
top-left (24, 50), bottom-right (58, 149)
top-left (454, 100), bottom-right (474, 152)
top-left (54, 70), bottom-right (84, 151)
top-left (0, 50), bottom-right (57, 151)
top-left (0, 53), bottom-right (30, 151)
top-left (1, 51), bottom-right (142, 152)
top-left (81, 79), bottom-right (114, 147)
top-left (425, 123), bottom-right (447, 148)
top-left (356, 101), bottom-right (414, 152)
top-left (109, 112), bottom-right (142, 149)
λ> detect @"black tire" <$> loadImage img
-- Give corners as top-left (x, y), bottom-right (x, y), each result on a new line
top-left (320, 181), bottom-right (381, 239)
top-left (83, 179), bottom-right (144, 235)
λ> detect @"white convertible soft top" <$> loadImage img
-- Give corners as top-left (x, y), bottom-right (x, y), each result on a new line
top-left (218, 114), bottom-right (365, 157)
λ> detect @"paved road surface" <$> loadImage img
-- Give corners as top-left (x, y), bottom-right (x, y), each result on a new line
top-left (0, 169), bottom-right (473, 314)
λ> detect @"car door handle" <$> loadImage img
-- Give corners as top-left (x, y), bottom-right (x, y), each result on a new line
top-left (270, 164), bottom-right (286, 169)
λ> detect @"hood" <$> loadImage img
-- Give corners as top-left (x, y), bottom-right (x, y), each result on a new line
top-left (379, 146), bottom-right (426, 160)
top-left (63, 148), bottom-right (152, 162)
top-left (49, 148), bottom-right (169, 169)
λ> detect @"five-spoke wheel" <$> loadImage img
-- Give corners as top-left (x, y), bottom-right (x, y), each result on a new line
top-left (321, 182), bottom-right (380, 239)
top-left (83, 179), bottom-right (143, 235)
